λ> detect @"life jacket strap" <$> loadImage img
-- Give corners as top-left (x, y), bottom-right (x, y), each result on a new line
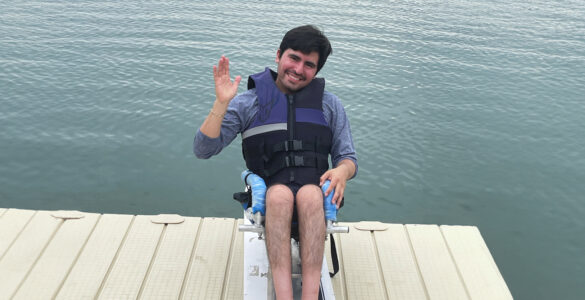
top-left (271, 139), bottom-right (330, 155)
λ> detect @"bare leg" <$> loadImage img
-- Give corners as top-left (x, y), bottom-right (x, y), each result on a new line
top-left (296, 184), bottom-right (325, 300)
top-left (266, 184), bottom-right (294, 300)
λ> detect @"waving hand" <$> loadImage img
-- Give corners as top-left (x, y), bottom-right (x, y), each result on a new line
top-left (213, 56), bottom-right (241, 104)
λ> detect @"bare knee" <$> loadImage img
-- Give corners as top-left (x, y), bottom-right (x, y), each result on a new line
top-left (266, 184), bottom-right (294, 208)
top-left (296, 184), bottom-right (323, 212)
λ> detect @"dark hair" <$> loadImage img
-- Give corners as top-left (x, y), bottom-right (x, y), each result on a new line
top-left (278, 25), bottom-right (332, 73)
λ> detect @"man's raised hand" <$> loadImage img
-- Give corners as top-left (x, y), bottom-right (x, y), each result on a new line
top-left (213, 56), bottom-right (241, 104)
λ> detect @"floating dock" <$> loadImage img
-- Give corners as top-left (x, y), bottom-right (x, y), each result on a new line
top-left (0, 208), bottom-right (512, 299)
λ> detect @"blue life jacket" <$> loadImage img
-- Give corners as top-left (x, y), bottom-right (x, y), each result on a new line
top-left (241, 68), bottom-right (333, 187)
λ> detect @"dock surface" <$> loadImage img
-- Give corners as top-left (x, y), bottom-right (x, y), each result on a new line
top-left (0, 208), bottom-right (512, 299)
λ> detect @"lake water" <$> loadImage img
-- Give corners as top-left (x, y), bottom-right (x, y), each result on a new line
top-left (1, 0), bottom-right (584, 298)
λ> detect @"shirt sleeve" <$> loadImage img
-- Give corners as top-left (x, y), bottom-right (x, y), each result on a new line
top-left (193, 91), bottom-right (256, 159)
top-left (323, 92), bottom-right (358, 178)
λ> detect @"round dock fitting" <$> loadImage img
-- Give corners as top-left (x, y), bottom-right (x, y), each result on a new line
top-left (51, 210), bottom-right (85, 220)
top-left (354, 221), bottom-right (391, 231)
top-left (151, 214), bottom-right (185, 224)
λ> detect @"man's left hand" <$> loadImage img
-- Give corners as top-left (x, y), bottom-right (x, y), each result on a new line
top-left (320, 159), bottom-right (356, 209)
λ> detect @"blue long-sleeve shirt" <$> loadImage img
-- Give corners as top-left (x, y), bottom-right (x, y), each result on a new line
top-left (194, 88), bottom-right (358, 177)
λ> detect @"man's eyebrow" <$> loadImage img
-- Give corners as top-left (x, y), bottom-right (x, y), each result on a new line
top-left (288, 53), bottom-right (317, 67)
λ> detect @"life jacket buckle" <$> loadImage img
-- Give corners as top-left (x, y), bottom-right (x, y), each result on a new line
top-left (284, 140), bottom-right (303, 152)
top-left (294, 155), bottom-right (304, 166)
top-left (285, 154), bottom-right (304, 167)
top-left (293, 140), bottom-right (303, 150)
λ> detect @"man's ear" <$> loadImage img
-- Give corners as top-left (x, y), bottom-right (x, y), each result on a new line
top-left (275, 49), bottom-right (281, 63)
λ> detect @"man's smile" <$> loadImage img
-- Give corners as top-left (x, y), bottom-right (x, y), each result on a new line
top-left (285, 71), bottom-right (304, 83)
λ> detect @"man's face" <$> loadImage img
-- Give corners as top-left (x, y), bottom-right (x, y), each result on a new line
top-left (275, 48), bottom-right (319, 94)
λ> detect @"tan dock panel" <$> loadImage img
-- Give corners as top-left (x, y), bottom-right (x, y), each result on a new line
top-left (181, 218), bottom-right (236, 299)
top-left (0, 208), bottom-right (513, 300)
top-left (55, 214), bottom-right (133, 299)
top-left (0, 208), bottom-right (6, 216)
top-left (407, 224), bottom-right (469, 300)
top-left (375, 224), bottom-right (428, 299)
top-left (223, 219), bottom-right (245, 300)
top-left (139, 217), bottom-right (202, 299)
top-left (0, 209), bottom-right (36, 258)
top-left (338, 222), bottom-right (387, 299)
top-left (97, 215), bottom-right (164, 299)
top-left (13, 213), bottom-right (100, 300)
top-left (0, 211), bottom-right (62, 299)
top-left (441, 225), bottom-right (513, 300)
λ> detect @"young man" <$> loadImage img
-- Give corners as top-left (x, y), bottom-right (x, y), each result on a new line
top-left (194, 25), bottom-right (357, 300)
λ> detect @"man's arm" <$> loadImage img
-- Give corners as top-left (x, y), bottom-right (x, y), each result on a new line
top-left (193, 56), bottom-right (242, 158)
top-left (320, 92), bottom-right (358, 208)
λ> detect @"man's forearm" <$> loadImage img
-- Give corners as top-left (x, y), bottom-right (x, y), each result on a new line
top-left (199, 99), bottom-right (229, 138)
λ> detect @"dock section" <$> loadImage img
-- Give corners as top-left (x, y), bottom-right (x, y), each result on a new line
top-left (0, 208), bottom-right (512, 299)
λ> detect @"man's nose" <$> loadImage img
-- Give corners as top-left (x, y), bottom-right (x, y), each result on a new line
top-left (294, 62), bottom-right (303, 74)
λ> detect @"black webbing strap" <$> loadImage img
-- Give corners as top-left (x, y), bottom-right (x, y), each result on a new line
top-left (329, 233), bottom-right (340, 277)
top-left (272, 140), bottom-right (330, 155)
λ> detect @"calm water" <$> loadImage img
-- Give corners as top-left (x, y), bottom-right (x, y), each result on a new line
top-left (1, 0), bottom-right (584, 298)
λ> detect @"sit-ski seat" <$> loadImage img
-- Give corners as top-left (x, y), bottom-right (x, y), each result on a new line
top-left (233, 170), bottom-right (348, 300)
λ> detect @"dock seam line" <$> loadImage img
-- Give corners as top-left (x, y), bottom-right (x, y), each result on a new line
top-left (94, 214), bottom-right (136, 300)
top-left (52, 213), bottom-right (102, 299)
top-left (11, 217), bottom-right (64, 299)
top-left (337, 231), bottom-right (349, 300)
top-left (178, 217), bottom-right (204, 299)
top-left (0, 210), bottom-right (37, 262)
top-left (439, 226), bottom-right (472, 300)
top-left (371, 230), bottom-right (390, 300)
top-left (0, 208), bottom-right (8, 218)
top-left (404, 225), bottom-right (431, 300)
top-left (220, 218), bottom-right (238, 300)
top-left (136, 222), bottom-right (167, 299)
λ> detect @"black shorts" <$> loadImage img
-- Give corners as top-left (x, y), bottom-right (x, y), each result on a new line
top-left (285, 182), bottom-right (303, 196)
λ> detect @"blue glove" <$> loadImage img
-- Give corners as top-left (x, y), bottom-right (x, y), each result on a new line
top-left (321, 180), bottom-right (337, 221)
top-left (241, 170), bottom-right (267, 215)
